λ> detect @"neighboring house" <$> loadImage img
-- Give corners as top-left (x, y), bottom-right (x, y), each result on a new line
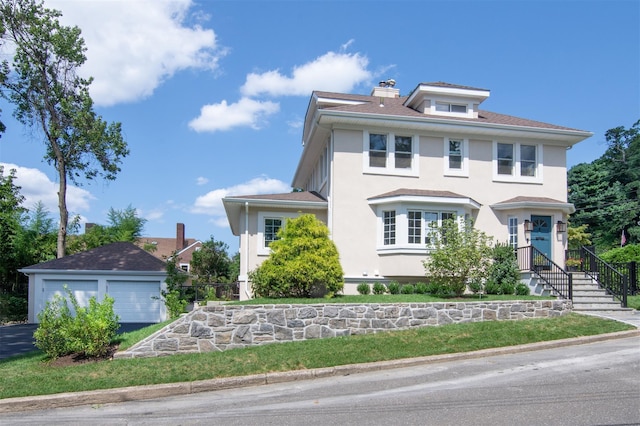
top-left (20, 242), bottom-right (168, 323)
top-left (223, 81), bottom-right (592, 300)
top-left (137, 223), bottom-right (202, 273)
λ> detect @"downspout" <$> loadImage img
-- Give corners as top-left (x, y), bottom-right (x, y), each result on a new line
top-left (244, 201), bottom-right (251, 299)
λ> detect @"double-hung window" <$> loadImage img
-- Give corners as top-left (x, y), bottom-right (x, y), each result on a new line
top-left (369, 133), bottom-right (387, 168)
top-left (494, 142), bottom-right (542, 183)
top-left (448, 140), bottom-right (463, 169)
top-left (406, 210), bottom-right (455, 247)
top-left (365, 131), bottom-right (417, 176)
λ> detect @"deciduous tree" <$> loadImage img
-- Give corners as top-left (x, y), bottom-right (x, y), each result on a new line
top-left (0, 0), bottom-right (128, 257)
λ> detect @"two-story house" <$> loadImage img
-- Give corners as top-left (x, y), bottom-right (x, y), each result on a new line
top-left (223, 81), bottom-right (592, 300)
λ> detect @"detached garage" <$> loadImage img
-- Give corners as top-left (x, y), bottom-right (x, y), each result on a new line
top-left (20, 242), bottom-right (168, 323)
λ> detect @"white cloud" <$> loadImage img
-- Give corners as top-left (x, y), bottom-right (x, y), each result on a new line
top-left (46, 0), bottom-right (222, 106)
top-left (240, 51), bottom-right (371, 97)
top-left (196, 177), bottom-right (209, 185)
top-left (1, 163), bottom-right (94, 214)
top-left (191, 176), bottom-right (290, 222)
top-left (188, 98), bottom-right (279, 132)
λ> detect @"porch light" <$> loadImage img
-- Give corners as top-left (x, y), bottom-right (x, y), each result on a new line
top-left (556, 221), bottom-right (567, 233)
top-left (524, 220), bottom-right (533, 233)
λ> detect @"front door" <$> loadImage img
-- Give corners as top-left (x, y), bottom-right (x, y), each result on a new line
top-left (531, 215), bottom-right (552, 258)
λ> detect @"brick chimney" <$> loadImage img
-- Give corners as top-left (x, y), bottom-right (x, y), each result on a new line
top-left (176, 223), bottom-right (185, 251)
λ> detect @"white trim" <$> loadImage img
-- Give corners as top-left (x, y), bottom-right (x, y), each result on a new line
top-left (444, 137), bottom-right (469, 177)
top-left (492, 141), bottom-right (544, 184)
top-left (257, 211), bottom-right (301, 256)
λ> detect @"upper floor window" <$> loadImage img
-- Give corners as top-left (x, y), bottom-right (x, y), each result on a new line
top-left (493, 141), bottom-right (543, 183)
top-left (444, 138), bottom-right (469, 177)
top-left (364, 131), bottom-right (418, 177)
top-left (436, 102), bottom-right (467, 113)
top-left (369, 133), bottom-right (387, 168)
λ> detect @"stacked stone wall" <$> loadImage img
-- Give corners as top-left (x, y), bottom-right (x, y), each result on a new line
top-left (115, 300), bottom-right (572, 359)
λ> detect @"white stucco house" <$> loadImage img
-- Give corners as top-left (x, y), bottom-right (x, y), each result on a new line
top-left (21, 242), bottom-right (168, 323)
top-left (223, 81), bottom-right (592, 299)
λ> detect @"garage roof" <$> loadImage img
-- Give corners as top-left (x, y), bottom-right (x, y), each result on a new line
top-left (20, 242), bottom-right (167, 272)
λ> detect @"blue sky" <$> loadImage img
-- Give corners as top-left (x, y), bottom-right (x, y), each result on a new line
top-left (1, 0), bottom-right (638, 254)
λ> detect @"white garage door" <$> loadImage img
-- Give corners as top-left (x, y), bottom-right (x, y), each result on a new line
top-left (108, 281), bottom-right (162, 323)
top-left (41, 280), bottom-right (99, 317)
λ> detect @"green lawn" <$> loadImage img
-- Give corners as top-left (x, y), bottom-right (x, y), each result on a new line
top-left (0, 313), bottom-right (633, 400)
top-left (627, 295), bottom-right (640, 310)
top-left (228, 293), bottom-right (555, 305)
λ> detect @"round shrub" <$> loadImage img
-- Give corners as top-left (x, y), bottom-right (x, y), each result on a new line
top-left (387, 281), bottom-right (400, 294)
top-left (357, 282), bottom-right (371, 295)
top-left (414, 282), bottom-right (428, 294)
top-left (372, 282), bottom-right (387, 295)
top-left (515, 283), bottom-right (530, 296)
top-left (425, 281), bottom-right (441, 295)
top-left (468, 280), bottom-right (483, 295)
top-left (499, 282), bottom-right (515, 295)
top-left (400, 284), bottom-right (415, 294)
top-left (484, 281), bottom-right (501, 295)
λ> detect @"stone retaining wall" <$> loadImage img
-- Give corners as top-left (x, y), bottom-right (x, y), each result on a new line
top-left (114, 300), bottom-right (572, 359)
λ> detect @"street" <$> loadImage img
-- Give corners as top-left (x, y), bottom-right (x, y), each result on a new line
top-left (1, 336), bottom-right (639, 425)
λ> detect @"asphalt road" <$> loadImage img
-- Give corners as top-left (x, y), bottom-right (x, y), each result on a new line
top-left (2, 335), bottom-right (638, 425)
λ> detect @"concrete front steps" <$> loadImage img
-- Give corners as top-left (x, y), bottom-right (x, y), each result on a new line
top-left (570, 272), bottom-right (633, 313)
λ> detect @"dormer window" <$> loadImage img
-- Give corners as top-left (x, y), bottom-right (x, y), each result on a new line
top-left (436, 102), bottom-right (467, 113)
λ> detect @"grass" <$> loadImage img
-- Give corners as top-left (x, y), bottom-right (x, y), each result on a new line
top-left (627, 295), bottom-right (640, 310)
top-left (0, 313), bottom-right (633, 400)
top-left (229, 293), bottom-right (555, 305)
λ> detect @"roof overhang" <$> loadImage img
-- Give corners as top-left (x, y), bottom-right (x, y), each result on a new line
top-left (491, 200), bottom-right (575, 214)
top-left (223, 196), bottom-right (328, 235)
top-left (368, 194), bottom-right (481, 210)
top-left (18, 269), bottom-right (168, 276)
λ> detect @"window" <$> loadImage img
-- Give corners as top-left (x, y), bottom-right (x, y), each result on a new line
top-left (508, 217), bottom-right (518, 249)
top-left (448, 139), bottom-right (463, 169)
top-left (264, 217), bottom-right (282, 247)
top-left (497, 143), bottom-right (514, 175)
top-left (493, 141), bottom-right (542, 183)
top-left (406, 211), bottom-right (456, 247)
top-left (369, 133), bottom-right (387, 168)
top-left (364, 131), bottom-right (418, 176)
top-left (436, 102), bottom-right (467, 113)
top-left (395, 136), bottom-right (412, 169)
top-left (520, 145), bottom-right (536, 177)
top-left (408, 211), bottom-right (422, 243)
top-left (383, 211), bottom-right (396, 245)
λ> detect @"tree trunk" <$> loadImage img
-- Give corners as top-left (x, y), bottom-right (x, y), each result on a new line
top-left (56, 164), bottom-right (68, 258)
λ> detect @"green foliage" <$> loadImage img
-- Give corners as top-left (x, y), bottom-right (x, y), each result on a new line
top-left (0, 166), bottom-right (26, 293)
top-left (567, 223), bottom-right (592, 249)
top-left (423, 219), bottom-right (493, 297)
top-left (515, 283), bottom-right (531, 296)
top-left (484, 281), bottom-right (501, 295)
top-left (190, 236), bottom-right (232, 284)
top-left (468, 281), bottom-right (483, 295)
top-left (0, 293), bottom-right (27, 323)
top-left (67, 205), bottom-right (146, 254)
top-left (414, 282), bottom-right (428, 295)
top-left (400, 284), bottom-right (415, 294)
top-left (356, 282), bottom-right (371, 295)
top-left (568, 120), bottom-right (640, 249)
top-left (372, 282), bottom-right (387, 295)
top-left (249, 214), bottom-right (344, 298)
top-left (387, 281), bottom-right (400, 295)
top-left (486, 243), bottom-right (521, 296)
top-left (0, 0), bottom-right (129, 256)
top-left (599, 244), bottom-right (640, 264)
top-left (162, 252), bottom-right (189, 318)
top-left (34, 286), bottom-right (120, 359)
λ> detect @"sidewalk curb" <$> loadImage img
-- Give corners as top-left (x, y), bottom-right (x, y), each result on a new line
top-left (1, 329), bottom-right (638, 413)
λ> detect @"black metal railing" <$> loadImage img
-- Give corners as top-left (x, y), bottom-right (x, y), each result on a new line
top-left (517, 246), bottom-right (572, 300)
top-left (180, 282), bottom-right (239, 302)
top-left (580, 246), bottom-right (628, 307)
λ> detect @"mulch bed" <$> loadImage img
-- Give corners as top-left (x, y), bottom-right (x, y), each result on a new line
top-left (47, 344), bottom-right (120, 367)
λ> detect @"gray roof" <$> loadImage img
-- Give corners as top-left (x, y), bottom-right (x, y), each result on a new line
top-left (225, 191), bottom-right (327, 203)
top-left (368, 188), bottom-right (471, 201)
top-left (21, 242), bottom-right (167, 272)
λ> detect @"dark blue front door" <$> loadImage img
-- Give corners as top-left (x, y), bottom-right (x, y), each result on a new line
top-left (531, 215), bottom-right (552, 258)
